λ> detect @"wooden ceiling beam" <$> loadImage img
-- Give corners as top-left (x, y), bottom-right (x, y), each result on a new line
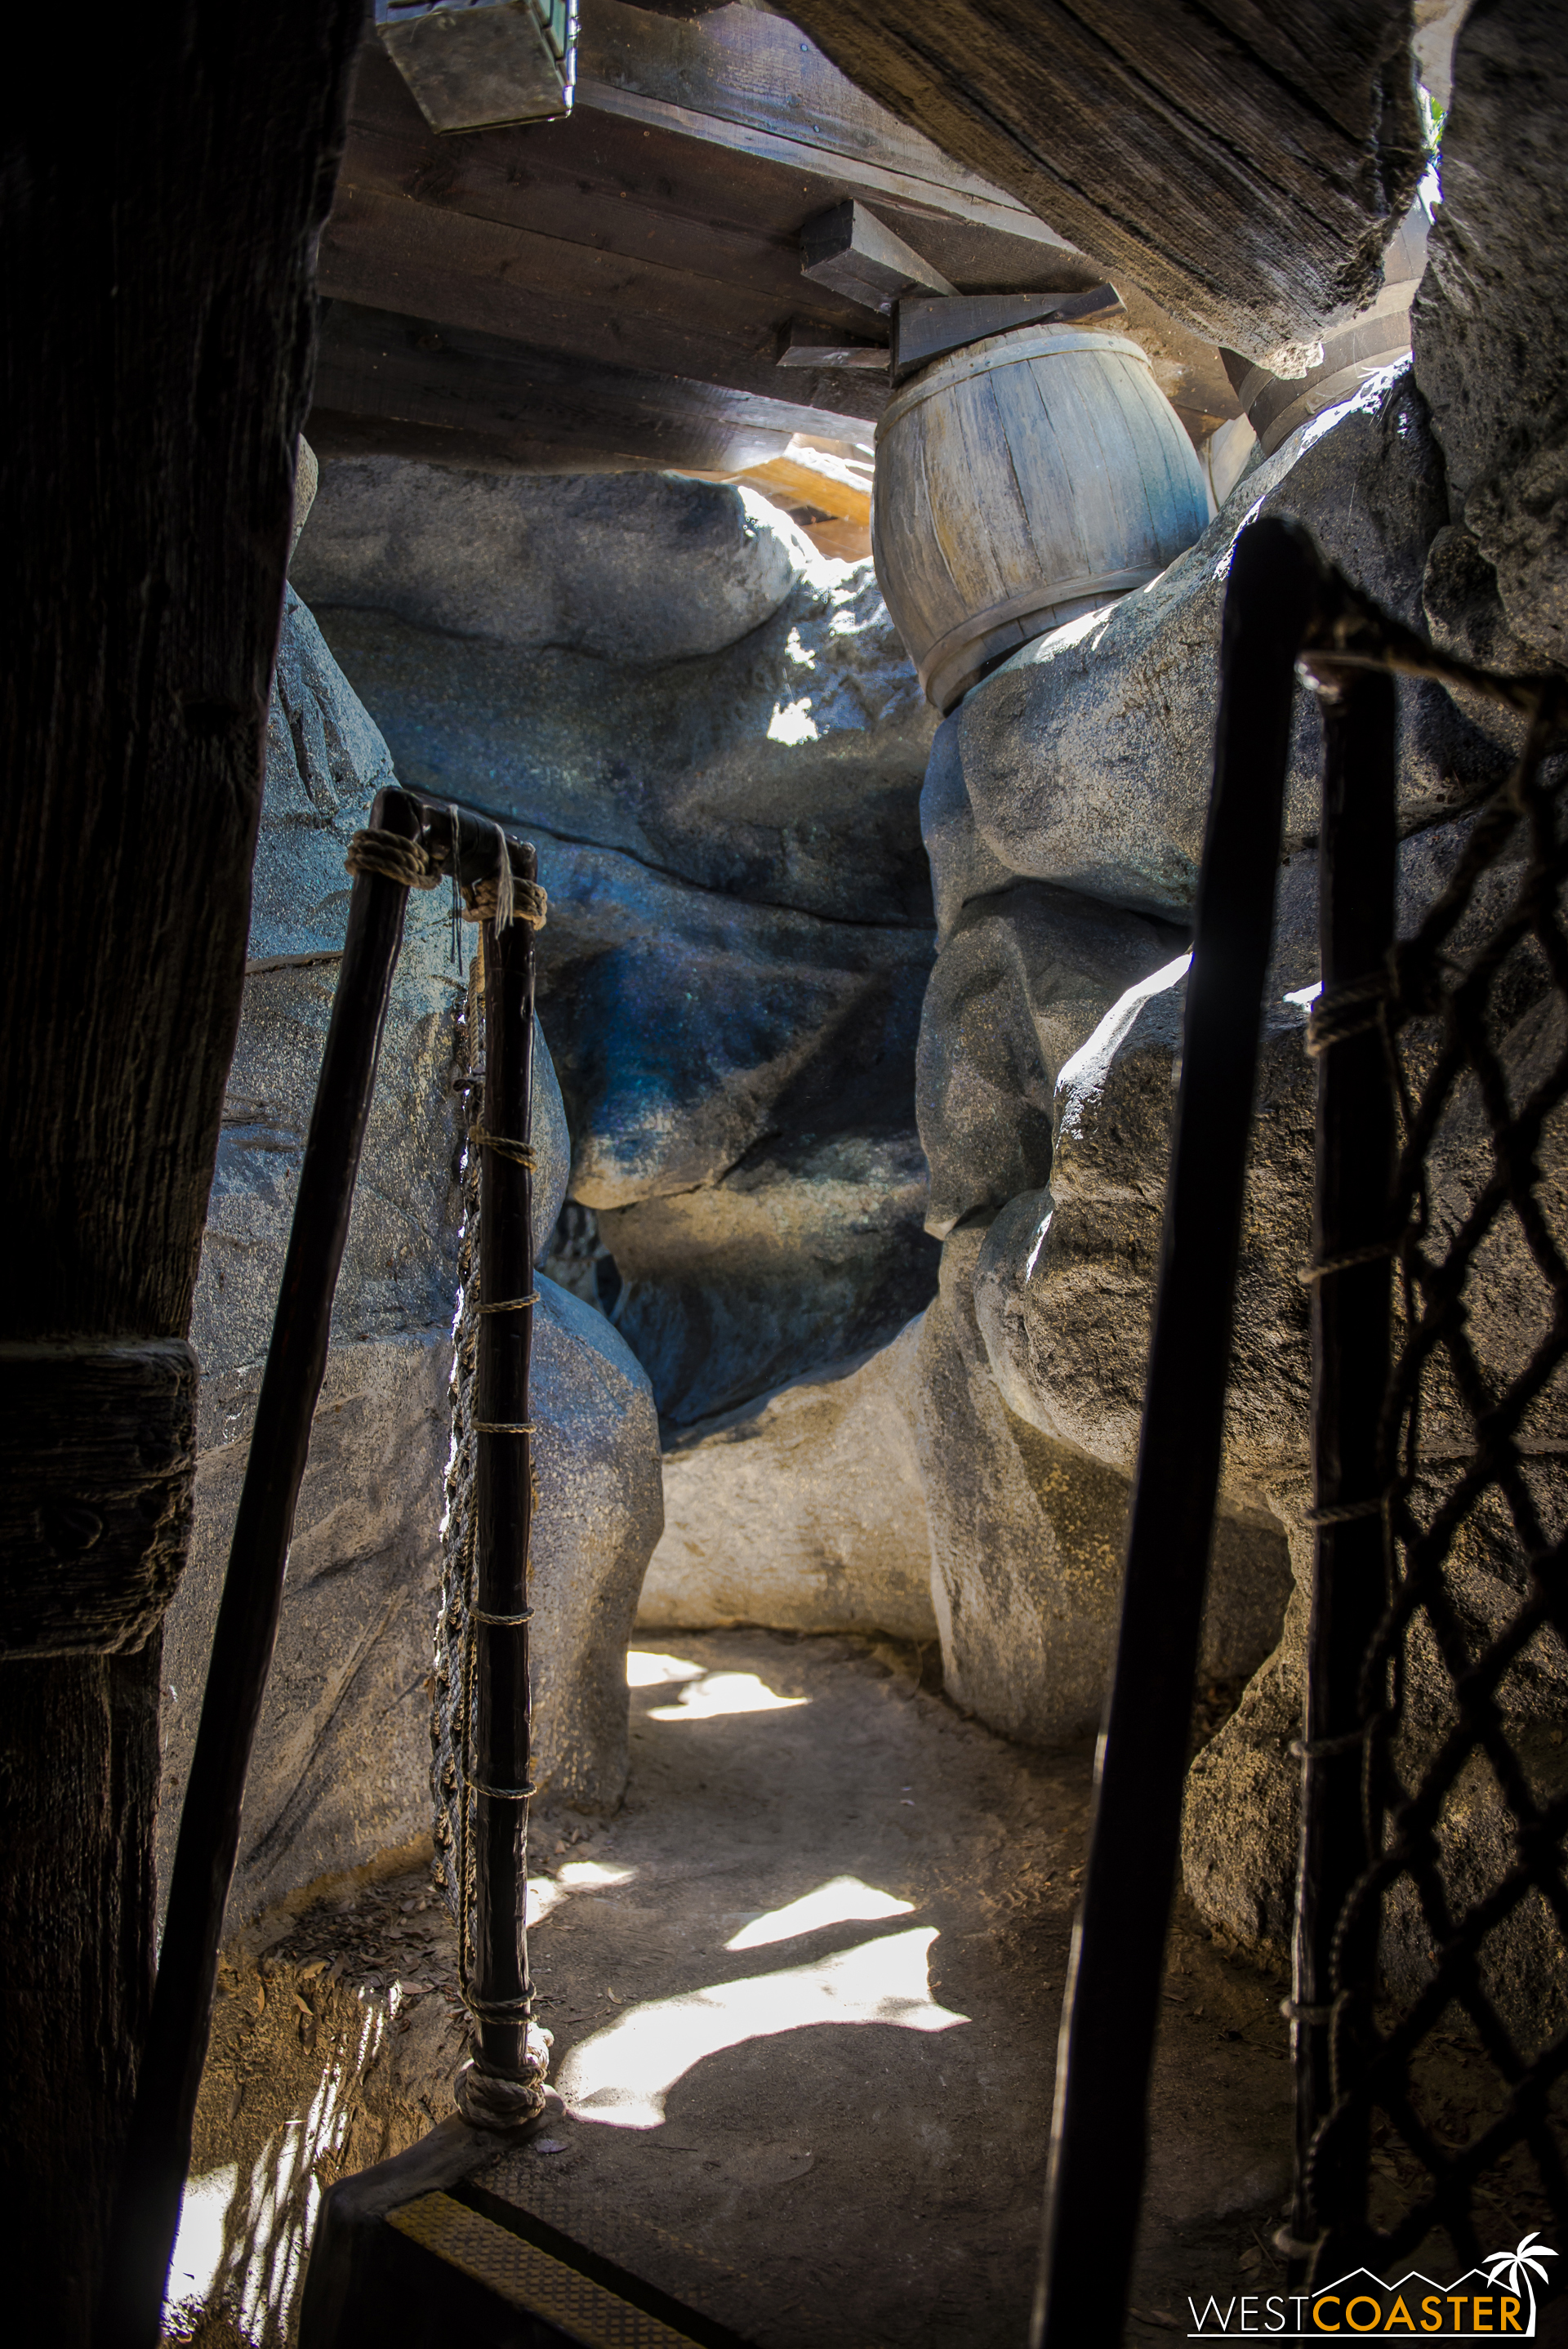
top-left (573, 0), bottom-right (1079, 251)
top-left (318, 179), bottom-right (889, 423)
top-left (781, 0), bottom-right (1423, 367)
top-left (309, 299), bottom-right (829, 475)
top-left (318, 5), bottom-right (1252, 472)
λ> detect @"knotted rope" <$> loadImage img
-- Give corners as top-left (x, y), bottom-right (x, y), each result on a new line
top-left (343, 830), bottom-right (441, 889)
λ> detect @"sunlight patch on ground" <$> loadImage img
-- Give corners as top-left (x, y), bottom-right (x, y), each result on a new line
top-left (626, 1651), bottom-right (705, 1687)
top-left (556, 1860), bottom-right (636, 1889)
top-left (163, 2164), bottom-right (237, 2316)
top-left (646, 1670), bottom-right (809, 1721)
top-left (727, 1875), bottom-right (915, 1951)
top-left (558, 1927), bottom-right (966, 2128)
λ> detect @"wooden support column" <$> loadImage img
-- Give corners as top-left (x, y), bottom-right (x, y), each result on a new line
top-left (0, 2), bottom-right (364, 2337)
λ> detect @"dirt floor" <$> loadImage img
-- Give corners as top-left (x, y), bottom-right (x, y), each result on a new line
top-left (164, 1627), bottom-right (1562, 2348)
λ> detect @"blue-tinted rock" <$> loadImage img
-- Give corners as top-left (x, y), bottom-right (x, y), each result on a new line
top-left (532, 830), bottom-right (933, 1210)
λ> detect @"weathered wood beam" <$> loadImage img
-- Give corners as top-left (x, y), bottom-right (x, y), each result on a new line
top-left (576, 0), bottom-right (1079, 250)
top-left (892, 283), bottom-right (1125, 381)
top-left (2, 2), bottom-right (364, 2338)
top-left (311, 300), bottom-right (822, 471)
top-left (800, 199), bottom-right (956, 311)
top-left (318, 180), bottom-right (889, 425)
top-left (776, 319), bottom-right (889, 372)
top-left (782, 0), bottom-right (1423, 366)
top-left (344, 36), bottom-right (1090, 307)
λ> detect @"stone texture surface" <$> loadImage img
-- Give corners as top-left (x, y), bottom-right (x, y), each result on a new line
top-left (957, 367), bottom-right (1498, 922)
top-left (637, 1323), bottom-right (935, 1645)
top-left (161, 1332), bottom-right (452, 1928)
top-left (161, 586), bottom-right (660, 1923)
top-left (297, 461), bottom-right (942, 1439)
top-left (600, 1133), bottom-right (938, 1429)
top-left (532, 832), bottom-right (933, 1213)
top-left (302, 489), bottom-right (937, 930)
top-left (914, 1227), bottom-right (1292, 1748)
top-left (526, 1279), bottom-right (666, 1813)
top-left (920, 710), bottom-right (1013, 949)
top-left (1413, 1), bottom-right (1568, 666)
top-left (293, 462), bottom-right (804, 667)
top-left (973, 965), bottom-right (1316, 1514)
top-left (916, 881), bottom-right (1187, 1239)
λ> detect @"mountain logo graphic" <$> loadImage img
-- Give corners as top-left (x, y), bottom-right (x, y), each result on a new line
top-left (1184, 2239), bottom-right (1557, 2336)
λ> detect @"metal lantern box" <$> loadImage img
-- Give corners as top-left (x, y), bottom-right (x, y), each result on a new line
top-left (375, 0), bottom-right (576, 134)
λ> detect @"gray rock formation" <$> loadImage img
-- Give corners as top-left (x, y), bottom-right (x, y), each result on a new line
top-left (912, 1226), bottom-right (1292, 1747)
top-left (292, 461), bottom-right (804, 668)
top-left (602, 1130), bottom-right (936, 1429)
top-left (527, 1279), bottom-right (666, 1812)
top-left (916, 881), bottom-right (1187, 1238)
top-left (296, 461), bottom-right (942, 1433)
top-left (299, 469), bottom-right (937, 929)
top-left (638, 1324), bottom-right (935, 1645)
top-left (972, 965), bottom-right (1316, 1513)
top-left (160, 586), bottom-right (659, 1927)
top-left (1413, 0), bottom-right (1568, 668)
top-left (530, 834), bottom-right (933, 1210)
top-left (957, 366), bottom-right (1498, 922)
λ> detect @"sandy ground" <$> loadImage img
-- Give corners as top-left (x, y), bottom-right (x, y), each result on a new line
top-left (164, 1628), bottom-right (1560, 2347)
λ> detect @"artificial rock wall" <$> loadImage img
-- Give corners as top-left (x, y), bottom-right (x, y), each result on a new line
top-left (158, 575), bottom-right (664, 1932)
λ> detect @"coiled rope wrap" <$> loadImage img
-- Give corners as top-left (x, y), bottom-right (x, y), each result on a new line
top-left (344, 819), bottom-right (549, 934)
top-left (343, 830), bottom-right (442, 889)
top-left (464, 871), bottom-right (548, 930)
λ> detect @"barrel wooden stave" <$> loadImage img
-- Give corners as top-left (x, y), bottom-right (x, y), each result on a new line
top-left (872, 328), bottom-right (1209, 711)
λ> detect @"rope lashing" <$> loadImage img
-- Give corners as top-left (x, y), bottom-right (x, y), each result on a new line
top-left (461, 817), bottom-right (547, 933)
top-left (1304, 970), bottom-right (1389, 1057)
top-left (1296, 1239), bottom-right (1397, 1284)
top-left (344, 829), bottom-right (441, 889)
top-left (474, 1292), bottom-right (541, 1315)
top-left (470, 1420), bottom-right (537, 1437)
top-left (454, 2062), bottom-right (547, 2129)
top-left (470, 1124), bottom-right (536, 1170)
top-left (464, 871), bottom-right (548, 930)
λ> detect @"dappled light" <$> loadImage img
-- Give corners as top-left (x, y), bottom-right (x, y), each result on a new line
top-left (557, 1925), bottom-right (967, 2130)
top-left (726, 1875), bottom-right (914, 1951)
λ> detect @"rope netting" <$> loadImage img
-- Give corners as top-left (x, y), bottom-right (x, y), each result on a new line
top-left (1298, 594), bottom-right (1568, 2270)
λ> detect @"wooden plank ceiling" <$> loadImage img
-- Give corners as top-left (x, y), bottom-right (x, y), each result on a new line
top-left (782, 0), bottom-right (1424, 371)
top-left (310, 0), bottom-right (1248, 479)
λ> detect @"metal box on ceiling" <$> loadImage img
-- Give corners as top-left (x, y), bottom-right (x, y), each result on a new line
top-left (374, 0), bottom-right (577, 133)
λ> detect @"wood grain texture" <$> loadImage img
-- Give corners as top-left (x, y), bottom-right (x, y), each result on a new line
top-left (318, 179), bottom-right (889, 426)
top-left (783, 0), bottom-right (1423, 363)
top-left (800, 199), bottom-right (957, 310)
top-left (311, 299), bottom-right (824, 471)
top-left (871, 328), bottom-right (1209, 709)
top-left (328, 28), bottom-right (1242, 463)
top-left (2, 0), bottom-right (363, 2333)
top-left (0, 1341), bottom-right (197, 1658)
top-left (344, 36), bottom-right (1087, 303)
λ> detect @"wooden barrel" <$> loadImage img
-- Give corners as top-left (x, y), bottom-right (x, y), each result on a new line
top-left (872, 327), bottom-right (1209, 713)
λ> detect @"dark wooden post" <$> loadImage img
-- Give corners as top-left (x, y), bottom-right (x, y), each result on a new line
top-left (0, 3), bottom-right (364, 2338)
top-left (470, 851), bottom-right (544, 2094)
top-left (1290, 666), bottom-right (1398, 2279)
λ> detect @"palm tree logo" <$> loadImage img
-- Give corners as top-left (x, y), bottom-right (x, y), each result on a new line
top-left (1484, 2234), bottom-right (1557, 2330)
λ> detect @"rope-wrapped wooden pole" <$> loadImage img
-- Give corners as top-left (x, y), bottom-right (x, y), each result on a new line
top-left (103, 791), bottom-right (430, 2349)
top-left (456, 832), bottom-right (550, 2122)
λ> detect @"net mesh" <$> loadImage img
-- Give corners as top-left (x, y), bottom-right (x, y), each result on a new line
top-left (1301, 613), bottom-right (1568, 2269)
